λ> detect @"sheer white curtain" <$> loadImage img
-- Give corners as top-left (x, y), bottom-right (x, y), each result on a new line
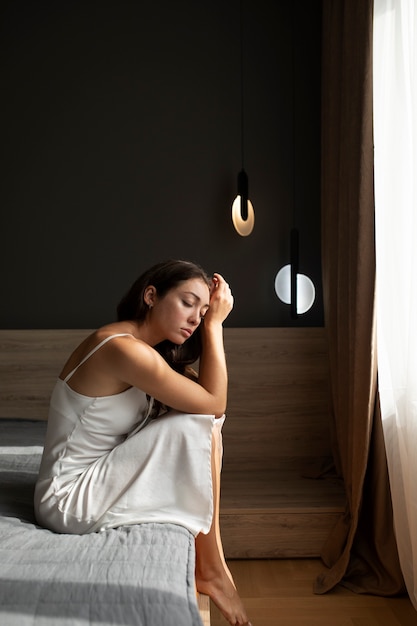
top-left (373, 0), bottom-right (417, 611)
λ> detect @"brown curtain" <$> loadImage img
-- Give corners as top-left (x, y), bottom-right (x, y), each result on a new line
top-left (314, 0), bottom-right (405, 596)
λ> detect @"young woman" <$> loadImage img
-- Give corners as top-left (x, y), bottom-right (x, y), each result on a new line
top-left (34, 259), bottom-right (251, 626)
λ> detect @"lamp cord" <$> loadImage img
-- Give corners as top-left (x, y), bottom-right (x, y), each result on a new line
top-left (240, 0), bottom-right (245, 171)
top-left (291, 2), bottom-right (296, 230)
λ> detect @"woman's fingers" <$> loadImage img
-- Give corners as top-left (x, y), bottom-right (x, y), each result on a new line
top-left (207, 273), bottom-right (234, 322)
top-left (211, 274), bottom-right (232, 300)
top-left (211, 273), bottom-right (231, 293)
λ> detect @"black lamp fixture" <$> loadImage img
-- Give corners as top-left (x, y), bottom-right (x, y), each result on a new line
top-left (274, 4), bottom-right (315, 317)
top-left (274, 228), bottom-right (315, 318)
top-left (231, 0), bottom-right (255, 237)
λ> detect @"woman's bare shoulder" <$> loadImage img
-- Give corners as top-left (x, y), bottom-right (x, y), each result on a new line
top-left (94, 322), bottom-right (137, 340)
top-left (101, 331), bottom-right (171, 393)
top-left (95, 324), bottom-right (161, 366)
top-left (60, 323), bottom-right (142, 377)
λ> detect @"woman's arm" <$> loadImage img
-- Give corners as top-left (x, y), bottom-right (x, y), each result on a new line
top-left (196, 273), bottom-right (233, 414)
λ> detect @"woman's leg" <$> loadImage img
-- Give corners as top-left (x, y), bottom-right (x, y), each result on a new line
top-left (195, 422), bottom-right (251, 626)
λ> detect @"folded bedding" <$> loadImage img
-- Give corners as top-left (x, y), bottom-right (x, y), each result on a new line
top-left (0, 419), bottom-right (203, 626)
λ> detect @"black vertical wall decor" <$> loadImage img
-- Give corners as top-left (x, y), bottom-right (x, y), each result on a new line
top-left (1, 0), bottom-right (322, 328)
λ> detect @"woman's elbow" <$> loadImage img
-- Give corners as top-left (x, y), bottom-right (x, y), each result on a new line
top-left (213, 405), bottom-right (226, 419)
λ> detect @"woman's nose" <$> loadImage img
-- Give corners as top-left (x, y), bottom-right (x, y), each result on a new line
top-left (188, 311), bottom-right (200, 326)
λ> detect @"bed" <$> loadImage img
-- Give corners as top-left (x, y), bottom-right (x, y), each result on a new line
top-left (0, 331), bottom-right (210, 626)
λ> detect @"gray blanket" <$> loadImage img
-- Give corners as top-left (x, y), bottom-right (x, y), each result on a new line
top-left (0, 420), bottom-right (203, 626)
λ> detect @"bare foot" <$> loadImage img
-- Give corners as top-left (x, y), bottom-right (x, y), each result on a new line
top-left (196, 569), bottom-right (251, 626)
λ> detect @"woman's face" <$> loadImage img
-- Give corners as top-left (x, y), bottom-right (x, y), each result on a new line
top-left (147, 278), bottom-right (210, 345)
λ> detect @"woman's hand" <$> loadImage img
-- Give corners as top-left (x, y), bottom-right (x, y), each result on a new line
top-left (204, 273), bottom-right (234, 326)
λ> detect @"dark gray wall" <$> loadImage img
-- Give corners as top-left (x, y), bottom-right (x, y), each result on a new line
top-left (1, 0), bottom-right (322, 328)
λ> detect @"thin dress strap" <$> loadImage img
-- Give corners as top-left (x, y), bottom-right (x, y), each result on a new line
top-left (64, 333), bottom-right (132, 383)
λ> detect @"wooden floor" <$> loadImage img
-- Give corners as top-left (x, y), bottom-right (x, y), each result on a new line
top-left (210, 559), bottom-right (417, 626)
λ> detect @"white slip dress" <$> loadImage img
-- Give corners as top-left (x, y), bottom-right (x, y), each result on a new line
top-left (34, 333), bottom-right (224, 536)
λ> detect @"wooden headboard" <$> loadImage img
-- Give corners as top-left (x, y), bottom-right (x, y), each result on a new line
top-left (0, 328), bottom-right (330, 472)
top-left (0, 330), bottom-right (92, 420)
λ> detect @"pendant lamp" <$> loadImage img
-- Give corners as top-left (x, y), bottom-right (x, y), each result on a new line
top-left (274, 5), bottom-right (315, 317)
top-left (231, 0), bottom-right (255, 237)
top-left (275, 229), bottom-right (315, 318)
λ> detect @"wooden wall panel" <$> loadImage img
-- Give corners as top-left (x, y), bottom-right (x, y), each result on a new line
top-left (0, 330), bottom-right (91, 419)
top-left (0, 329), bottom-right (330, 471)
top-left (222, 328), bottom-right (330, 471)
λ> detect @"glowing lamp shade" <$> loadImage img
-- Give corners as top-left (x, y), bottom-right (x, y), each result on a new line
top-left (231, 195), bottom-right (255, 237)
top-left (274, 264), bottom-right (315, 314)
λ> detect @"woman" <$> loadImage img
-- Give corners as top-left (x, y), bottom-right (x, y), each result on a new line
top-left (34, 259), bottom-right (251, 626)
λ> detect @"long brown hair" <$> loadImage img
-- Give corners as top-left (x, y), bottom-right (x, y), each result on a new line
top-left (117, 259), bottom-right (210, 372)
